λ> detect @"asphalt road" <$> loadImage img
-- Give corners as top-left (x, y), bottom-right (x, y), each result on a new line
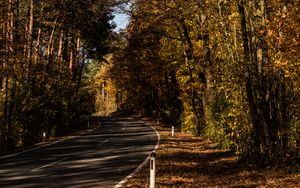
top-left (0, 117), bottom-right (159, 188)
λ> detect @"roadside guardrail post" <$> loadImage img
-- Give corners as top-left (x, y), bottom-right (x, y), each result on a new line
top-left (150, 151), bottom-right (156, 188)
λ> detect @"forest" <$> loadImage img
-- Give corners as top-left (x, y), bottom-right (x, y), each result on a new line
top-left (0, 0), bottom-right (127, 151)
top-left (0, 0), bottom-right (299, 167)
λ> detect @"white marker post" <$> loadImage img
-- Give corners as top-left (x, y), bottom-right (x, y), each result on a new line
top-left (172, 126), bottom-right (174, 136)
top-left (43, 132), bottom-right (46, 142)
top-left (99, 122), bottom-right (101, 127)
top-left (87, 121), bottom-right (90, 128)
top-left (150, 151), bottom-right (156, 188)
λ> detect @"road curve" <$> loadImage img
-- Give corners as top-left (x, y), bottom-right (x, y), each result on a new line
top-left (0, 117), bottom-right (159, 188)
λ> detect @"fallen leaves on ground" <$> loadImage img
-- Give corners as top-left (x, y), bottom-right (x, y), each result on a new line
top-left (123, 118), bottom-right (300, 188)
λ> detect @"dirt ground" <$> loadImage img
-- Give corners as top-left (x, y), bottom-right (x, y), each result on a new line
top-left (123, 118), bottom-right (300, 188)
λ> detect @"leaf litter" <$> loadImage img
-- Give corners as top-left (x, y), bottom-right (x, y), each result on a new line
top-left (123, 118), bottom-right (300, 188)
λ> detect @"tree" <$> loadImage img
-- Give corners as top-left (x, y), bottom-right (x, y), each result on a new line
top-left (105, 0), bottom-right (299, 166)
top-left (0, 0), bottom-right (122, 151)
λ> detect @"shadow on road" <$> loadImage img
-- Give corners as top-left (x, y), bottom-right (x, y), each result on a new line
top-left (0, 117), bottom-right (158, 188)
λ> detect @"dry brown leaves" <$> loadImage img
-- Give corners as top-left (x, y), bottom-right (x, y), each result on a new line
top-left (123, 118), bottom-right (300, 188)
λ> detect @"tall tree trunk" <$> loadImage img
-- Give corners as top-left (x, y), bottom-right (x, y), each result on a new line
top-left (46, 15), bottom-right (59, 70)
top-left (57, 30), bottom-right (63, 69)
top-left (201, 9), bottom-right (213, 132)
top-left (6, 0), bottom-right (13, 54)
top-left (3, 0), bottom-right (14, 150)
top-left (177, 18), bottom-right (206, 135)
top-left (238, 0), bottom-right (262, 158)
top-left (34, 27), bottom-right (41, 65)
top-left (24, 0), bottom-right (33, 58)
top-left (69, 41), bottom-right (73, 71)
top-left (238, 0), bottom-right (288, 165)
top-left (73, 32), bottom-right (81, 81)
top-left (25, 0), bottom-right (34, 82)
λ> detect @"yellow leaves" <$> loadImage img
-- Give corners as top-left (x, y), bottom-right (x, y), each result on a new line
top-left (228, 108), bottom-right (238, 117)
top-left (267, 29), bottom-right (277, 38)
top-left (194, 40), bottom-right (204, 49)
top-left (228, 12), bottom-right (239, 21)
top-left (227, 108), bottom-right (241, 131)
top-left (178, 77), bottom-right (190, 88)
top-left (274, 59), bottom-right (286, 68)
top-left (258, 29), bottom-right (265, 35)
top-left (273, 58), bottom-right (300, 78)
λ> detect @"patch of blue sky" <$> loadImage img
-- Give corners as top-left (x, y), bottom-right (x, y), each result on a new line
top-left (113, 13), bottom-right (130, 31)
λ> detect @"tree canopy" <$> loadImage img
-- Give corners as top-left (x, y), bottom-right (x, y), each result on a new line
top-left (103, 0), bottom-right (299, 165)
top-left (0, 0), bottom-right (124, 151)
top-left (0, 0), bottom-right (299, 166)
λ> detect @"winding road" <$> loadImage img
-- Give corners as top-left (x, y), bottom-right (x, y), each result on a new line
top-left (0, 117), bottom-right (159, 188)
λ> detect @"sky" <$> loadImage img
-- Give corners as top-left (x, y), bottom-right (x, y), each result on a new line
top-left (113, 13), bottom-right (130, 31)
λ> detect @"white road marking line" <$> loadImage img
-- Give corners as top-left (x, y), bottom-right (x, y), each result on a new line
top-left (0, 124), bottom-right (103, 160)
top-left (114, 125), bottom-right (125, 136)
top-left (97, 125), bottom-right (124, 147)
top-left (97, 139), bottom-right (109, 146)
top-left (151, 125), bottom-right (161, 150)
top-left (31, 157), bottom-right (69, 172)
top-left (113, 122), bottom-right (160, 188)
top-left (97, 123), bottom-right (125, 146)
top-left (0, 139), bottom-right (70, 160)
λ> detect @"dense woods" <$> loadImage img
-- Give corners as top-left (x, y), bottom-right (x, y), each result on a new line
top-left (0, 0), bottom-right (299, 167)
top-left (0, 0), bottom-right (129, 152)
top-left (102, 0), bottom-right (299, 166)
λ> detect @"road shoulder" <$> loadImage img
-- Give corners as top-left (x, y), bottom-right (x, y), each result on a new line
top-left (123, 117), bottom-right (300, 187)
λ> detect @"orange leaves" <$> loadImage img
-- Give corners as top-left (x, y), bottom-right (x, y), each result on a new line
top-left (124, 121), bottom-right (299, 187)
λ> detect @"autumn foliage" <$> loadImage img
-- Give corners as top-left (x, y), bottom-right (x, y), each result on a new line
top-left (0, 0), bottom-right (299, 166)
top-left (106, 0), bottom-right (300, 166)
top-left (0, 0), bottom-right (120, 152)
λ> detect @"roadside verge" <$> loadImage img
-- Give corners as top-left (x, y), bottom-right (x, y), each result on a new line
top-left (122, 117), bottom-right (300, 187)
